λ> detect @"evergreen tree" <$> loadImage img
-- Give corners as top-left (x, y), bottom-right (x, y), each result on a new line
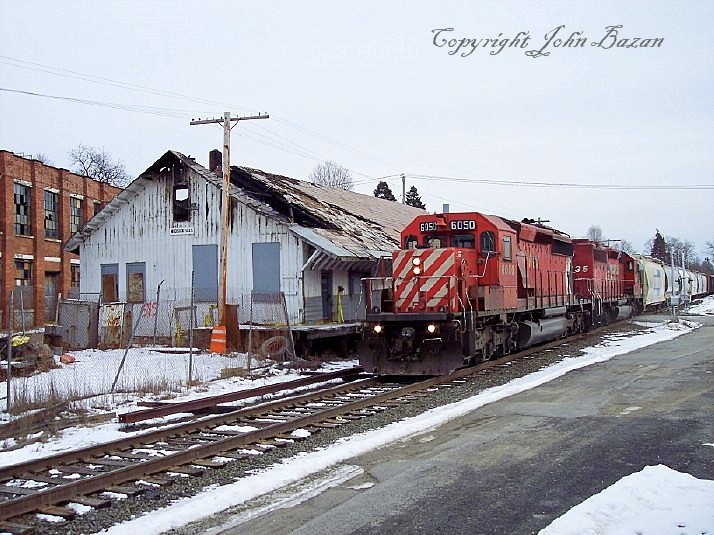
top-left (405, 186), bottom-right (426, 209)
top-left (373, 181), bottom-right (396, 201)
top-left (650, 230), bottom-right (668, 263)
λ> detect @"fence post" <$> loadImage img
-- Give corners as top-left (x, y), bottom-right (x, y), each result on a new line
top-left (153, 280), bottom-right (164, 346)
top-left (19, 288), bottom-right (26, 334)
top-left (110, 302), bottom-right (147, 393)
top-left (5, 291), bottom-right (13, 413)
top-left (189, 273), bottom-right (194, 386)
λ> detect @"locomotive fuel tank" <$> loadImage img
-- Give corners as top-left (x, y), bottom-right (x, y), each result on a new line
top-left (517, 317), bottom-right (568, 348)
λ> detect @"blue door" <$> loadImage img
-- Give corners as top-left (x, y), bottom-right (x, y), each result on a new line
top-left (252, 242), bottom-right (281, 292)
top-left (193, 244), bottom-right (218, 302)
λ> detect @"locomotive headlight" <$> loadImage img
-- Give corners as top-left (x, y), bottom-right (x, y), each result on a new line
top-left (412, 266), bottom-right (421, 275)
top-left (412, 257), bottom-right (421, 266)
top-left (426, 323), bottom-right (437, 334)
top-left (373, 324), bottom-right (383, 334)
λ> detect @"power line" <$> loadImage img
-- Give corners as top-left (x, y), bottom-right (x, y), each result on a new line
top-left (0, 87), bottom-right (210, 118)
top-left (406, 173), bottom-right (714, 190)
top-left (0, 55), bottom-right (404, 172)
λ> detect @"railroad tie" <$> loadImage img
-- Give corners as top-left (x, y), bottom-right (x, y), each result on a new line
top-left (105, 485), bottom-right (145, 496)
top-left (37, 505), bottom-right (77, 520)
top-left (138, 476), bottom-right (174, 487)
top-left (70, 495), bottom-right (112, 509)
top-left (0, 521), bottom-right (35, 535)
top-left (167, 465), bottom-right (204, 476)
top-left (191, 459), bottom-right (228, 469)
top-left (0, 485), bottom-right (40, 496)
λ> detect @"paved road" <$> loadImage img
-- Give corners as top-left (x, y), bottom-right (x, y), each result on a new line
top-left (219, 316), bottom-right (714, 535)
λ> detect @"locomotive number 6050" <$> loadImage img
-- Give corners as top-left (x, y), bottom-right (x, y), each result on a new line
top-left (449, 220), bottom-right (476, 230)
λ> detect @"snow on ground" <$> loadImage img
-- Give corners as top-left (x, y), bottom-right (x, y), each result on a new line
top-left (83, 319), bottom-right (712, 535)
top-left (540, 464), bottom-right (714, 535)
top-left (0, 350), bottom-right (357, 465)
top-left (0, 320), bottom-right (714, 535)
top-left (686, 294), bottom-right (714, 315)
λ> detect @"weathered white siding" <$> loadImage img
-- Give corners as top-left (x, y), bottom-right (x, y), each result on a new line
top-left (79, 166), bottom-right (312, 324)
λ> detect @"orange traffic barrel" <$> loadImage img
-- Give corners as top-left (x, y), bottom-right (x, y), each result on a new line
top-left (209, 325), bottom-right (227, 354)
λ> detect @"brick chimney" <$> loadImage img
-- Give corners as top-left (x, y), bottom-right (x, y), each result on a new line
top-left (209, 149), bottom-right (222, 174)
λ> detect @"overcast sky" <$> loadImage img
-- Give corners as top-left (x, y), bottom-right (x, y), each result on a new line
top-left (1, 1), bottom-right (712, 256)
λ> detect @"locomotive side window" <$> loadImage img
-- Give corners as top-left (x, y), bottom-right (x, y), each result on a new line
top-left (450, 233), bottom-right (475, 248)
top-left (503, 235), bottom-right (512, 260)
top-left (480, 231), bottom-right (496, 253)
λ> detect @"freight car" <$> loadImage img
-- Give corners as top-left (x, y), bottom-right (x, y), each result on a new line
top-left (357, 211), bottom-right (707, 376)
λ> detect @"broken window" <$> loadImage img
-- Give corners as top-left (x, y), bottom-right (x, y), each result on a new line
top-left (14, 182), bottom-right (31, 236)
top-left (14, 259), bottom-right (32, 286)
top-left (173, 184), bottom-right (191, 222)
top-left (44, 190), bottom-right (59, 239)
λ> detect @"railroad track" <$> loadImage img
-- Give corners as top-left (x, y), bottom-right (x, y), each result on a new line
top-left (0, 322), bottom-right (636, 533)
top-left (0, 371), bottom-right (453, 532)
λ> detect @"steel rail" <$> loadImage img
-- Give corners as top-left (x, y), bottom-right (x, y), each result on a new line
top-left (0, 377), bottom-right (379, 482)
top-left (118, 366), bottom-right (364, 424)
top-left (0, 322), bottom-right (625, 522)
top-left (0, 377), bottom-right (429, 520)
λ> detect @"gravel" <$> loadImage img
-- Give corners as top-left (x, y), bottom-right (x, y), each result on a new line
top-left (19, 321), bottom-right (650, 535)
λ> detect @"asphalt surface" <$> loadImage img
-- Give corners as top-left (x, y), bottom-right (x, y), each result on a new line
top-left (216, 315), bottom-right (714, 535)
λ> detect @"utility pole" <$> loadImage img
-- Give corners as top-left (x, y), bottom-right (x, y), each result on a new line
top-left (401, 174), bottom-right (406, 204)
top-left (190, 112), bottom-right (269, 324)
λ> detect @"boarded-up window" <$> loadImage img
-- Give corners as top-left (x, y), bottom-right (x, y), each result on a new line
top-left (101, 263), bottom-right (119, 303)
top-left (126, 262), bottom-right (146, 303)
top-left (193, 245), bottom-right (218, 302)
top-left (252, 242), bottom-right (281, 293)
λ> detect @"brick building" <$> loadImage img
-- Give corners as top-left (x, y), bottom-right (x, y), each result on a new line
top-left (0, 150), bottom-right (121, 329)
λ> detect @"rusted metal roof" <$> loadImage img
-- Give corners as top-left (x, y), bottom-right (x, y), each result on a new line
top-left (66, 150), bottom-right (425, 261)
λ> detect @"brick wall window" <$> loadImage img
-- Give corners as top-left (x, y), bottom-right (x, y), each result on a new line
top-left (14, 183), bottom-right (31, 236)
top-left (70, 196), bottom-right (83, 233)
top-left (94, 201), bottom-right (102, 216)
top-left (44, 190), bottom-right (59, 239)
top-left (14, 259), bottom-right (32, 286)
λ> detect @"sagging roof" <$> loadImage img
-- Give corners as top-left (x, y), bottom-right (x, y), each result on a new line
top-left (65, 150), bottom-right (425, 265)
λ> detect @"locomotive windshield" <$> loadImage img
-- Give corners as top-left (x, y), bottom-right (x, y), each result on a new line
top-left (450, 233), bottom-right (475, 248)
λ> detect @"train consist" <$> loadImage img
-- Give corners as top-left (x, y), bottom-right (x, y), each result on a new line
top-left (357, 211), bottom-right (710, 375)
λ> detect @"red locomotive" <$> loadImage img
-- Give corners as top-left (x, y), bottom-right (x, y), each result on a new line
top-left (358, 211), bottom-right (634, 375)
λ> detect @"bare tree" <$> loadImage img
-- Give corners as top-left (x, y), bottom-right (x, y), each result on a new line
top-left (308, 160), bottom-right (354, 190)
top-left (69, 144), bottom-right (131, 187)
top-left (611, 239), bottom-right (635, 254)
top-left (585, 225), bottom-right (604, 243)
top-left (35, 153), bottom-right (53, 165)
top-left (706, 240), bottom-right (714, 259)
top-left (667, 236), bottom-right (698, 265)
